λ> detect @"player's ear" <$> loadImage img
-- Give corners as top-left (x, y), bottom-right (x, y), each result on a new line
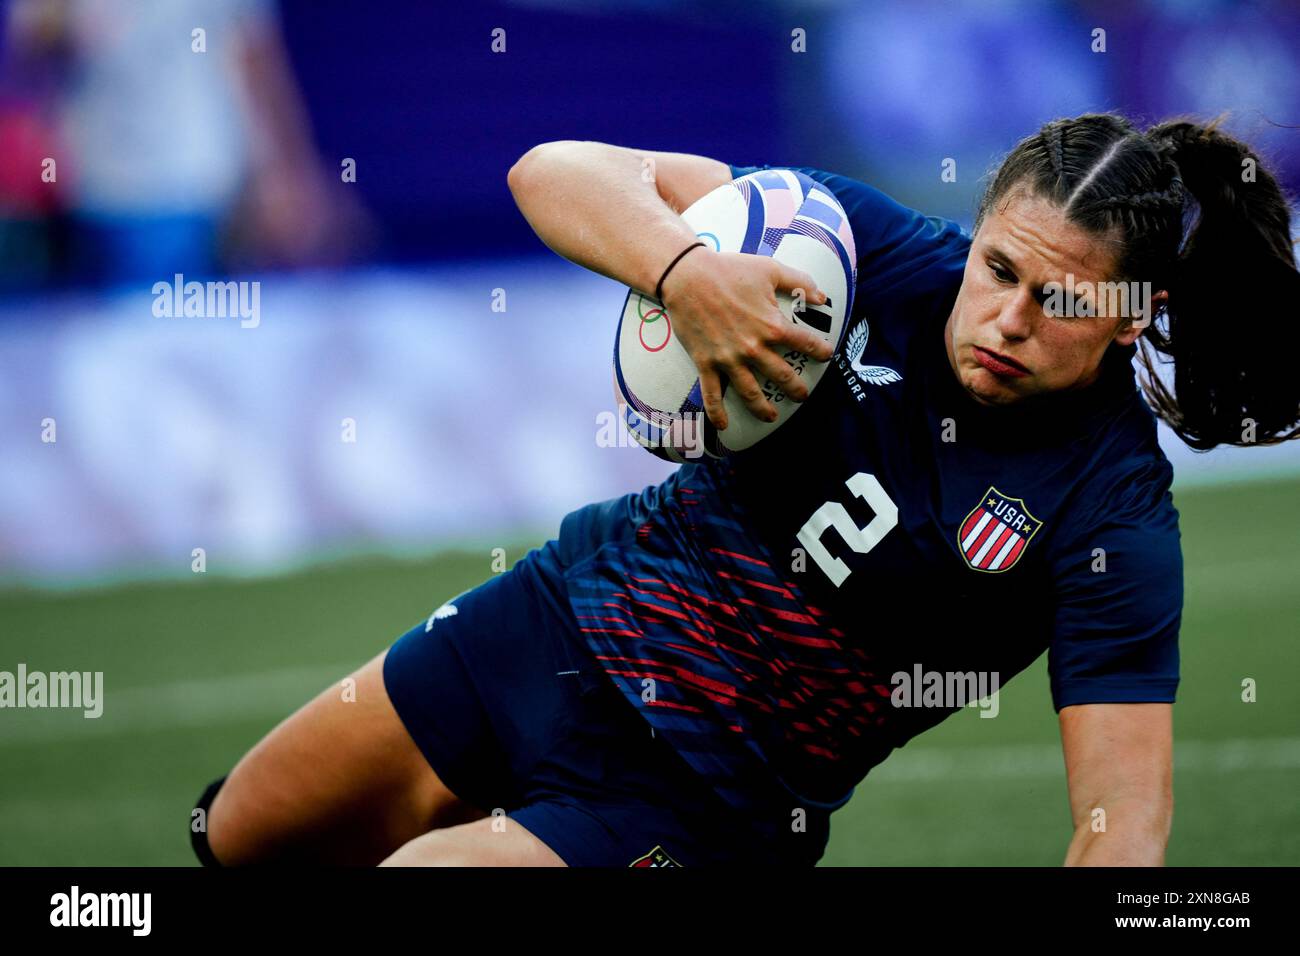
top-left (1114, 289), bottom-right (1165, 346)
top-left (1114, 319), bottom-right (1143, 347)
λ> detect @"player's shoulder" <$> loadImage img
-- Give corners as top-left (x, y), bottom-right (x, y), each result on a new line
top-left (727, 162), bottom-right (970, 287)
top-left (728, 161), bottom-right (930, 217)
top-left (1053, 399), bottom-right (1180, 557)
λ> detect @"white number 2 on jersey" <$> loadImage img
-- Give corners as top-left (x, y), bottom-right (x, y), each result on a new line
top-left (796, 472), bottom-right (898, 587)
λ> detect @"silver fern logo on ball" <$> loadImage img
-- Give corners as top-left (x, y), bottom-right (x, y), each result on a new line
top-left (843, 319), bottom-right (901, 386)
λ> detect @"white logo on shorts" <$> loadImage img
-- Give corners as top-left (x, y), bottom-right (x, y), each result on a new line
top-left (424, 603), bottom-right (459, 631)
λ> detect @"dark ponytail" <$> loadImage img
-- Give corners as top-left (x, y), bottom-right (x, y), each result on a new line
top-left (1139, 118), bottom-right (1300, 449)
top-left (977, 113), bottom-right (1300, 450)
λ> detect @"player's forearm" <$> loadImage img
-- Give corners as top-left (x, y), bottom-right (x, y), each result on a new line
top-left (1063, 797), bottom-right (1171, 866)
top-left (507, 140), bottom-right (699, 296)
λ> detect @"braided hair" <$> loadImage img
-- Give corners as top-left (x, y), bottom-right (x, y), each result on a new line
top-left (974, 113), bottom-right (1300, 450)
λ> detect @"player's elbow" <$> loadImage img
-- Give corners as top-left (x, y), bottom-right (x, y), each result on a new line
top-left (508, 140), bottom-right (585, 196)
top-left (1064, 789), bottom-right (1173, 866)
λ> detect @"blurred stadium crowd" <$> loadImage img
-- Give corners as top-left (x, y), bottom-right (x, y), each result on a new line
top-left (0, 0), bottom-right (1297, 582)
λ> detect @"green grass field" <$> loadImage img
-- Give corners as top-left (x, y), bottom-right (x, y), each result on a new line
top-left (1, 474), bottom-right (1297, 866)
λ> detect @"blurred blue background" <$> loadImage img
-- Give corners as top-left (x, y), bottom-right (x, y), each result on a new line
top-left (0, 0), bottom-right (1298, 581)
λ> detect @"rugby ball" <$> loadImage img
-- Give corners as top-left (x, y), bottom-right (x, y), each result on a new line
top-left (613, 169), bottom-right (857, 460)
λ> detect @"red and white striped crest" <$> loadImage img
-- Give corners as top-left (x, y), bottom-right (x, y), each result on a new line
top-left (958, 487), bottom-right (1042, 573)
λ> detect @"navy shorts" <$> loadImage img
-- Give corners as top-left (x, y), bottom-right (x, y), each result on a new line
top-left (382, 541), bottom-right (831, 867)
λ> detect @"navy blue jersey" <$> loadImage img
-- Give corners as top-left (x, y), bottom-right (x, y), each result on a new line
top-left (549, 164), bottom-right (1183, 819)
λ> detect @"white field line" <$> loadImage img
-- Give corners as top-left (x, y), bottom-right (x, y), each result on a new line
top-left (870, 737), bottom-right (1300, 783)
top-left (0, 665), bottom-right (1297, 781)
top-left (0, 663), bottom-right (354, 745)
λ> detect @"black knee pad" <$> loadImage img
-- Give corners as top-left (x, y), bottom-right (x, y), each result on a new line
top-left (191, 774), bottom-right (228, 867)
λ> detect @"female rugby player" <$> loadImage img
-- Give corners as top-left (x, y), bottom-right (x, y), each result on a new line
top-left (194, 113), bottom-right (1300, 867)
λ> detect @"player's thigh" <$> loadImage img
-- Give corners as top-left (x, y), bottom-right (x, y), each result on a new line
top-left (209, 648), bottom-right (484, 865)
top-left (379, 816), bottom-right (566, 867)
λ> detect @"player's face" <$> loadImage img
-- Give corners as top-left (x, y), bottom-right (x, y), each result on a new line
top-left (944, 188), bottom-right (1148, 407)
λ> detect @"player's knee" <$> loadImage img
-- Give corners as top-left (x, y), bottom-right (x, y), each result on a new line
top-left (379, 830), bottom-right (496, 867)
top-left (197, 764), bottom-right (285, 866)
top-left (379, 831), bottom-right (464, 867)
top-left (379, 819), bottom-right (566, 867)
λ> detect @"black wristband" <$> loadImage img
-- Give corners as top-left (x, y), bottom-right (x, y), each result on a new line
top-left (655, 241), bottom-right (707, 303)
top-left (191, 774), bottom-right (228, 867)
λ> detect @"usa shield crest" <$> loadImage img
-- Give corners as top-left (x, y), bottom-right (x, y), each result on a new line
top-left (958, 487), bottom-right (1042, 573)
top-left (629, 845), bottom-right (682, 867)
